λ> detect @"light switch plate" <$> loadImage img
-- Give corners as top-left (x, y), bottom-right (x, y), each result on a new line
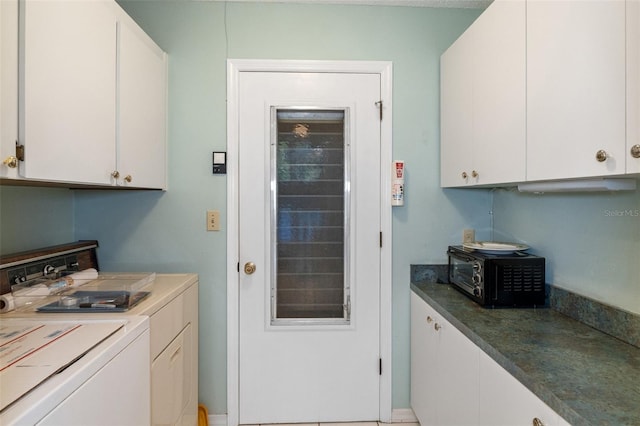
top-left (207, 210), bottom-right (220, 231)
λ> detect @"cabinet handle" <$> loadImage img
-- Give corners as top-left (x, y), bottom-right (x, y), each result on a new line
top-left (124, 175), bottom-right (132, 183)
top-left (426, 316), bottom-right (433, 324)
top-left (471, 170), bottom-right (479, 178)
top-left (434, 323), bottom-right (441, 331)
top-left (2, 156), bottom-right (17, 169)
top-left (111, 170), bottom-right (120, 179)
top-left (631, 144), bottom-right (640, 159)
top-left (532, 418), bottom-right (544, 426)
top-left (595, 150), bottom-right (608, 162)
top-left (461, 172), bottom-right (468, 179)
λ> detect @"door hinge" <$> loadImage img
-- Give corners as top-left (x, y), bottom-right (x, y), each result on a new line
top-left (375, 100), bottom-right (383, 121)
top-left (379, 358), bottom-right (382, 375)
top-left (379, 232), bottom-right (383, 248)
top-left (15, 142), bottom-right (24, 161)
top-left (237, 262), bottom-right (240, 273)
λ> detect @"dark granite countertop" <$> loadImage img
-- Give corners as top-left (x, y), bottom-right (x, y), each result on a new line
top-left (411, 281), bottom-right (640, 426)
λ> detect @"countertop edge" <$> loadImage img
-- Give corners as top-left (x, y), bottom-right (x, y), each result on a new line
top-left (410, 282), bottom-right (587, 426)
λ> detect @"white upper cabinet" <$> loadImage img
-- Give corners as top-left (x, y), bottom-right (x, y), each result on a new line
top-left (1, 0), bottom-right (20, 179)
top-left (20, 0), bottom-right (118, 185)
top-left (14, 0), bottom-right (166, 189)
top-left (628, 0), bottom-right (640, 174)
top-left (440, 29), bottom-right (473, 187)
top-left (471, 0), bottom-right (526, 186)
top-left (118, 14), bottom-right (167, 189)
top-left (441, 0), bottom-right (525, 187)
top-left (527, 0), bottom-right (626, 181)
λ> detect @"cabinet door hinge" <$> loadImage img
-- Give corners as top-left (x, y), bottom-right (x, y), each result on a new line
top-left (379, 358), bottom-right (382, 375)
top-left (379, 232), bottom-right (383, 248)
top-left (375, 100), bottom-right (383, 121)
top-left (237, 262), bottom-right (240, 273)
top-left (15, 142), bottom-right (24, 161)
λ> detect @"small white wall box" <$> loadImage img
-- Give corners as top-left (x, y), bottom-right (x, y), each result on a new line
top-left (213, 152), bottom-right (226, 174)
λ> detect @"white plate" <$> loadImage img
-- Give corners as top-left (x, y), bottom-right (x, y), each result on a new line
top-left (463, 241), bottom-right (529, 254)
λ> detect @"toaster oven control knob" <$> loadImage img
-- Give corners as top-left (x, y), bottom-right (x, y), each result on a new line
top-left (472, 261), bottom-right (482, 272)
top-left (43, 264), bottom-right (56, 275)
top-left (473, 286), bottom-right (482, 297)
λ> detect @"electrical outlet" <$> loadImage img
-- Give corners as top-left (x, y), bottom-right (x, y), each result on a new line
top-left (463, 229), bottom-right (475, 243)
top-left (207, 210), bottom-right (220, 231)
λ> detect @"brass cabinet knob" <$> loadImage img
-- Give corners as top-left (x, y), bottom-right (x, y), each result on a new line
top-left (426, 316), bottom-right (433, 324)
top-left (595, 150), bottom-right (608, 162)
top-left (2, 156), bottom-right (17, 168)
top-left (124, 175), bottom-right (132, 183)
top-left (434, 323), bottom-right (441, 331)
top-left (461, 171), bottom-right (468, 179)
top-left (111, 170), bottom-right (120, 179)
top-left (244, 262), bottom-right (256, 275)
top-left (471, 170), bottom-right (479, 178)
top-left (532, 418), bottom-right (544, 426)
top-left (631, 144), bottom-right (640, 159)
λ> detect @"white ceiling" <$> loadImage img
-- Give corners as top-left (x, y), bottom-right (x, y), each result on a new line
top-left (215, 0), bottom-right (492, 9)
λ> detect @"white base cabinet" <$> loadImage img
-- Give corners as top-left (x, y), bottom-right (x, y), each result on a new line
top-left (411, 291), bottom-right (569, 426)
top-left (411, 292), bottom-right (479, 425)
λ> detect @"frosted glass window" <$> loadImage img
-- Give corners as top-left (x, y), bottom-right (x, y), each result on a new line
top-left (271, 108), bottom-right (350, 323)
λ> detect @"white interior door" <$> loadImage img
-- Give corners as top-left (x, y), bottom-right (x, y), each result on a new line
top-left (238, 71), bottom-right (381, 424)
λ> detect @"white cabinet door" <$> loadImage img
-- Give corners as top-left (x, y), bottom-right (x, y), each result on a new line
top-left (527, 0), bottom-right (626, 180)
top-left (1, 0), bottom-right (19, 179)
top-left (628, 0), bottom-right (640, 174)
top-left (471, 0), bottom-right (525, 185)
top-left (440, 29), bottom-right (473, 187)
top-left (478, 350), bottom-right (566, 426)
top-left (440, 0), bottom-right (525, 188)
top-left (410, 292), bottom-right (438, 426)
top-left (410, 292), bottom-right (479, 426)
top-left (434, 306), bottom-right (479, 426)
top-left (20, 0), bottom-right (117, 184)
top-left (118, 18), bottom-right (167, 189)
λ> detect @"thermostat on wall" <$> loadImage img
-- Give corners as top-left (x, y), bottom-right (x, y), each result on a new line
top-left (213, 152), bottom-right (226, 174)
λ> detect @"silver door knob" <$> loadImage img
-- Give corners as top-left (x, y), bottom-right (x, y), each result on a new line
top-left (244, 262), bottom-right (256, 275)
top-left (595, 150), bottom-right (608, 162)
top-left (631, 144), bottom-right (640, 159)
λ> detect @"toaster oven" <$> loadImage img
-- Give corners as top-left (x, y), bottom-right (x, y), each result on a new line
top-left (447, 245), bottom-right (546, 307)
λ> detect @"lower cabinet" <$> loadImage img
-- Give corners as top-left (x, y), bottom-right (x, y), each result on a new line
top-left (410, 291), bottom-right (569, 426)
top-left (410, 292), bottom-right (479, 425)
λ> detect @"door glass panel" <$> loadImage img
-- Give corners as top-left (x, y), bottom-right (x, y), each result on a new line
top-left (271, 108), bottom-right (350, 324)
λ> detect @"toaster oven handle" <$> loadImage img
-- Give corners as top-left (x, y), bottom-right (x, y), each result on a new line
top-left (447, 248), bottom-right (475, 263)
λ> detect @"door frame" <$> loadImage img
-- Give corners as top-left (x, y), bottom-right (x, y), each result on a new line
top-left (226, 59), bottom-right (393, 426)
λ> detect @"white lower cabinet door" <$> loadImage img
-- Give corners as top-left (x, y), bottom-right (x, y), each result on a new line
top-left (478, 350), bottom-right (567, 426)
top-left (410, 292), bottom-right (479, 426)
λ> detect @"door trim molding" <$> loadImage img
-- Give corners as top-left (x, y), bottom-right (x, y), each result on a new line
top-left (226, 59), bottom-right (393, 426)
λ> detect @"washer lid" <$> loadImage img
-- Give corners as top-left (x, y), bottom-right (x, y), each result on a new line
top-left (0, 321), bottom-right (122, 410)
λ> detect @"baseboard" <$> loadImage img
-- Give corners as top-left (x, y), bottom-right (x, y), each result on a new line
top-left (210, 410), bottom-right (417, 426)
top-left (389, 408), bottom-right (418, 423)
top-left (210, 413), bottom-right (228, 426)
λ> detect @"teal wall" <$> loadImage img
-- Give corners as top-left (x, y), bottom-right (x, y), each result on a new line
top-left (0, 186), bottom-right (74, 254)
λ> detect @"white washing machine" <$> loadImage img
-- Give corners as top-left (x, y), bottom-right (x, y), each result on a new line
top-left (0, 316), bottom-right (150, 425)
